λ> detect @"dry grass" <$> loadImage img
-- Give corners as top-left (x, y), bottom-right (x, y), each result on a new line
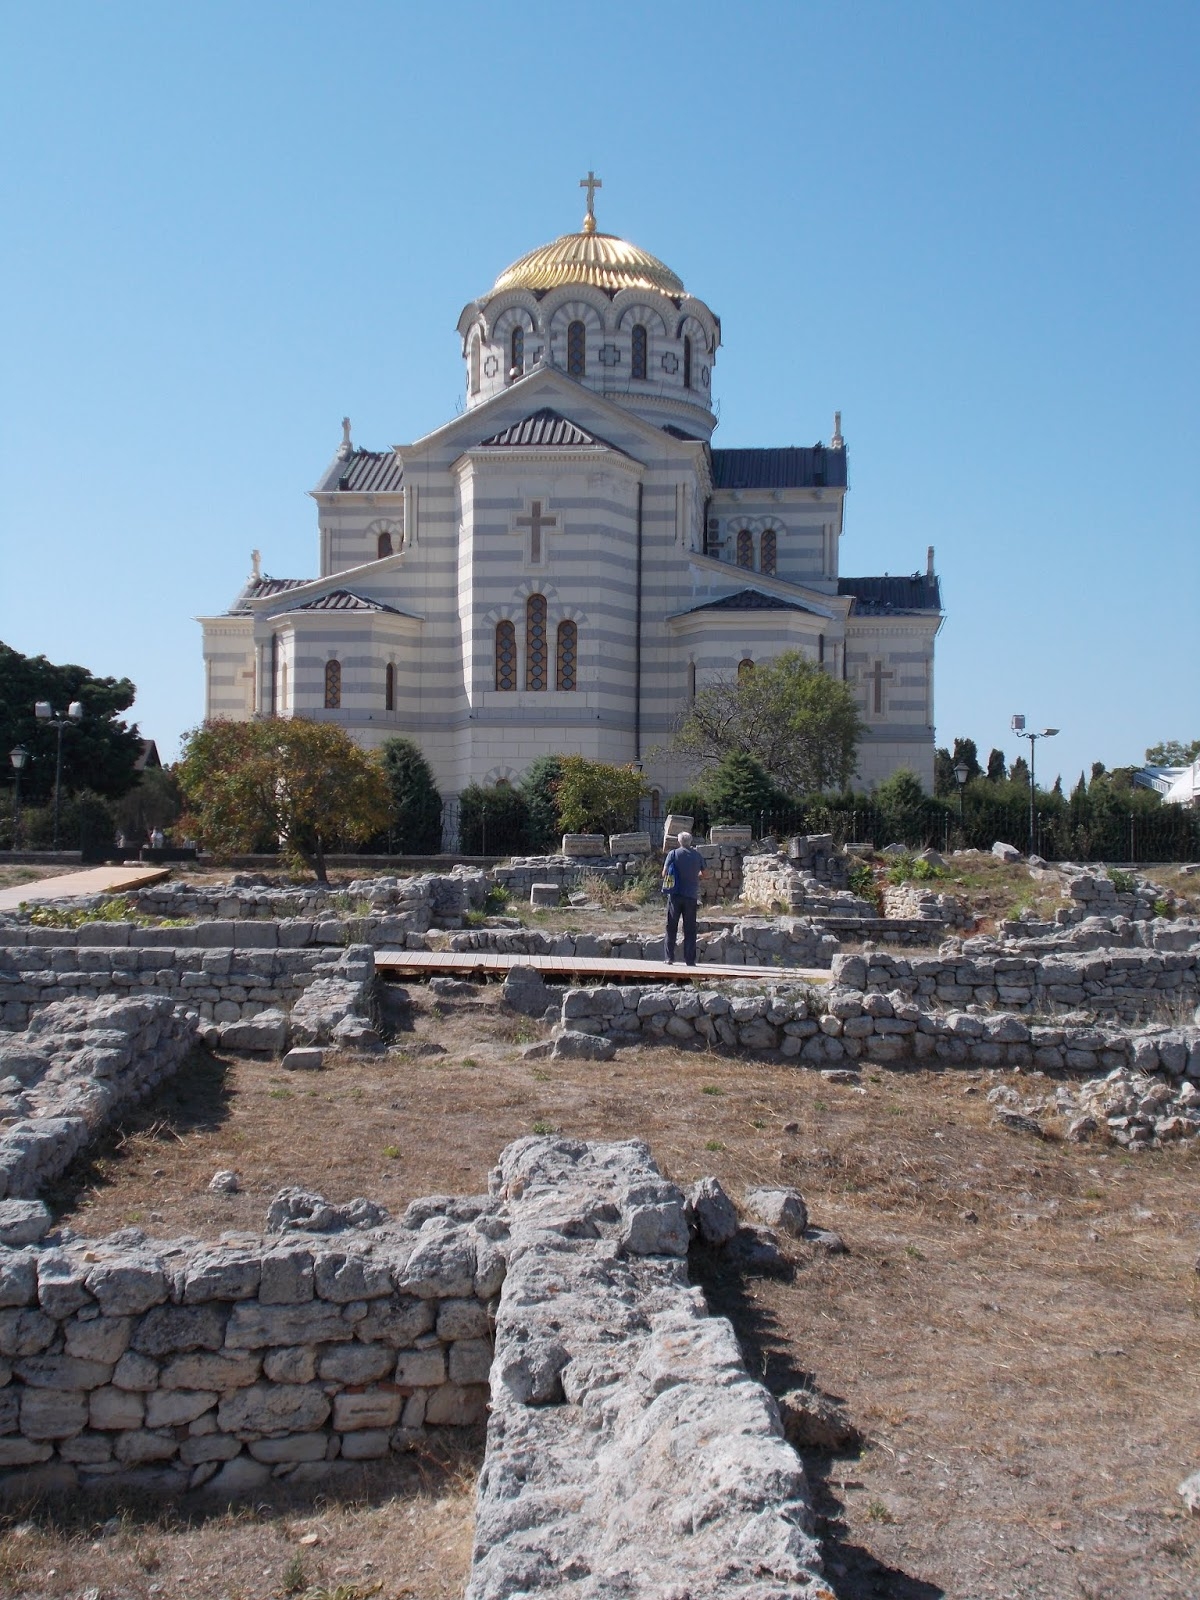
top-left (0, 866), bottom-right (80, 891)
top-left (44, 983), bottom-right (1200, 1597)
top-left (0, 1444), bottom-right (477, 1600)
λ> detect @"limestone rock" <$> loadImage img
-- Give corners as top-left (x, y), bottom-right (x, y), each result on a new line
top-left (282, 1047), bottom-right (324, 1071)
top-left (777, 1389), bottom-right (863, 1452)
top-left (217, 1009), bottom-right (288, 1054)
top-left (992, 841), bottom-right (1022, 862)
top-left (744, 1186), bottom-right (809, 1237)
top-left (207, 1170), bottom-right (240, 1194)
top-left (1179, 1469), bottom-right (1200, 1514)
top-left (994, 1109), bottom-right (1045, 1139)
top-left (503, 965), bottom-right (552, 1016)
top-left (552, 1029), bottom-right (616, 1062)
top-left (685, 1176), bottom-right (739, 1247)
top-left (0, 1200), bottom-right (52, 1247)
top-left (265, 1187), bottom-right (388, 1235)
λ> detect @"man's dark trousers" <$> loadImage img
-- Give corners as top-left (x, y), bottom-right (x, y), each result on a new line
top-left (665, 893), bottom-right (699, 966)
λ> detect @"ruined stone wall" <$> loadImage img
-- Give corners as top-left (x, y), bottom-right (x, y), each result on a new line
top-left (0, 1200), bottom-right (497, 1495)
top-left (130, 870), bottom-right (489, 927)
top-left (448, 917), bottom-right (840, 969)
top-left (554, 980), bottom-right (1200, 1081)
top-left (0, 943), bottom-right (374, 1037)
top-left (0, 997), bottom-right (198, 1199)
top-left (831, 944), bottom-right (1200, 1022)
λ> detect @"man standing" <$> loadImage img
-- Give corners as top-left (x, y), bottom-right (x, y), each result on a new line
top-left (662, 830), bottom-right (705, 967)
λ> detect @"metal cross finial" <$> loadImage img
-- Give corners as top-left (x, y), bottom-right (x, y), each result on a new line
top-left (579, 170), bottom-right (602, 232)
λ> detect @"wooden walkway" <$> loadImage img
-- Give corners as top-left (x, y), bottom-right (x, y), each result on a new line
top-left (0, 865), bottom-right (170, 913)
top-left (373, 948), bottom-right (829, 986)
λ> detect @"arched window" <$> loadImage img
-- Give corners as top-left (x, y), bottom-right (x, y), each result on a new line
top-left (683, 335), bottom-right (692, 390)
top-left (470, 336), bottom-right (481, 395)
top-left (385, 662), bottom-right (395, 711)
top-left (738, 657), bottom-right (754, 681)
top-left (760, 528), bottom-right (777, 575)
top-left (279, 661), bottom-right (288, 714)
top-left (525, 595), bottom-right (548, 690)
top-left (687, 661), bottom-right (697, 703)
top-left (495, 620), bottom-right (516, 691)
top-left (495, 777), bottom-right (510, 789)
top-left (650, 788), bottom-right (662, 820)
top-left (631, 324), bottom-right (648, 380)
top-left (818, 633), bottom-right (825, 667)
top-left (556, 620), bottom-right (577, 691)
top-left (377, 529), bottom-right (393, 559)
top-left (736, 528), bottom-right (753, 568)
top-left (510, 326), bottom-right (524, 377)
top-left (324, 659), bottom-right (341, 709)
top-left (567, 320), bottom-right (586, 377)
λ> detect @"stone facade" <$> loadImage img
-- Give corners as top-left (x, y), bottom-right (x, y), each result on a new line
top-left (200, 200), bottom-right (941, 805)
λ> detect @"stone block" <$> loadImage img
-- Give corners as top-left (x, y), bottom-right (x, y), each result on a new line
top-left (436, 1298), bottom-right (491, 1341)
top-left (282, 1047), bottom-right (325, 1071)
top-left (217, 1382), bottom-right (331, 1436)
top-left (709, 826), bottom-right (752, 845)
top-left (132, 1304), bottom-right (228, 1357)
top-left (225, 1301), bottom-right (349, 1348)
top-left (258, 1248), bottom-right (315, 1306)
top-left (21, 1386), bottom-right (88, 1439)
top-left (217, 1009), bottom-right (288, 1054)
top-left (0, 1201), bottom-right (52, 1247)
top-left (561, 834), bottom-right (608, 858)
top-left (13, 1354), bottom-right (113, 1390)
top-left (159, 1351), bottom-right (261, 1391)
top-left (448, 1337), bottom-right (493, 1386)
top-left (248, 1433), bottom-right (330, 1463)
top-left (85, 1257), bottom-right (168, 1317)
top-left (608, 833), bottom-right (652, 855)
top-left (340, 1427), bottom-right (391, 1459)
top-left (0, 1248), bottom-right (36, 1308)
top-left (317, 1343), bottom-right (394, 1384)
top-left (263, 1346), bottom-right (318, 1385)
top-left (204, 1454), bottom-right (272, 1493)
top-left (0, 1308), bottom-right (56, 1356)
top-left (145, 1389), bottom-right (218, 1428)
top-left (333, 1387), bottom-right (403, 1431)
top-left (552, 1029), bottom-right (616, 1062)
top-left (529, 884), bottom-right (560, 908)
top-left (743, 1187), bottom-right (808, 1237)
top-left (395, 1347), bottom-right (446, 1387)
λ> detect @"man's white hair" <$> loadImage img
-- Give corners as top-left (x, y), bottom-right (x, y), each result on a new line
top-left (677, 830), bottom-right (693, 847)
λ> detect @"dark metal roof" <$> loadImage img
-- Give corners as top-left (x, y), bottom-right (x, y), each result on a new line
top-left (661, 423), bottom-right (704, 441)
top-left (838, 574), bottom-right (942, 614)
top-left (710, 446), bottom-right (847, 490)
top-left (293, 589), bottom-right (402, 614)
top-left (684, 588), bottom-right (825, 616)
top-left (476, 407), bottom-right (623, 453)
top-left (228, 576), bottom-right (310, 613)
top-left (316, 449), bottom-right (404, 493)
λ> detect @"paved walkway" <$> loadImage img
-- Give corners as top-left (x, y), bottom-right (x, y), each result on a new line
top-left (374, 948), bottom-right (829, 986)
top-left (0, 865), bottom-right (170, 913)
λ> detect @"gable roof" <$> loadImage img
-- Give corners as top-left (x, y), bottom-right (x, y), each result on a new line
top-left (476, 406), bottom-right (626, 454)
top-left (314, 449), bottom-right (404, 493)
top-left (291, 589), bottom-right (403, 614)
top-left (681, 588), bottom-right (826, 616)
top-left (227, 576), bottom-right (310, 614)
top-left (838, 575), bottom-right (942, 614)
top-left (710, 446), bottom-right (847, 491)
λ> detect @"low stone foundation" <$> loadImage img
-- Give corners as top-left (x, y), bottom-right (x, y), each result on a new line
top-left (450, 917), bottom-right (840, 968)
top-left (0, 997), bottom-right (198, 1199)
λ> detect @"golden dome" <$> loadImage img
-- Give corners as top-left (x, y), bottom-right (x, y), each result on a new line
top-left (490, 227), bottom-right (685, 297)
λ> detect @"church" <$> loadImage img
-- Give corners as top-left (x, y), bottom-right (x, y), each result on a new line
top-left (200, 178), bottom-right (943, 831)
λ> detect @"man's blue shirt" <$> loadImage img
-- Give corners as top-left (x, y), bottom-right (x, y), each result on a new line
top-left (665, 846), bottom-right (705, 899)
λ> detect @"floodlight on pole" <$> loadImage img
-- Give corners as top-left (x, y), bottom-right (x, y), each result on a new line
top-left (953, 760), bottom-right (970, 830)
top-left (1011, 716), bottom-right (1058, 857)
top-left (35, 700), bottom-right (84, 850)
top-left (8, 746), bottom-right (28, 850)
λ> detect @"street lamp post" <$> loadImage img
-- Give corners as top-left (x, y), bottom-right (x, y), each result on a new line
top-left (953, 760), bottom-right (970, 837)
top-left (1011, 715), bottom-right (1058, 858)
top-left (8, 747), bottom-right (29, 850)
top-left (34, 700), bottom-right (84, 850)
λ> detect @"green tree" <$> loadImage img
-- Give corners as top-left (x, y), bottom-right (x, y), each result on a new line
top-left (670, 651), bottom-right (862, 795)
top-left (376, 738), bottom-right (442, 854)
top-left (178, 718), bottom-right (390, 883)
top-left (458, 782), bottom-right (530, 855)
top-left (986, 748), bottom-right (1007, 783)
top-left (705, 752), bottom-right (779, 827)
top-left (1011, 755), bottom-right (1030, 788)
top-left (1145, 739), bottom-right (1200, 766)
top-left (112, 767), bottom-right (183, 842)
top-left (0, 641), bottom-right (143, 804)
top-left (554, 756), bottom-right (645, 836)
top-left (933, 747), bottom-right (955, 797)
top-left (951, 738), bottom-right (983, 782)
top-left (519, 755), bottom-right (565, 852)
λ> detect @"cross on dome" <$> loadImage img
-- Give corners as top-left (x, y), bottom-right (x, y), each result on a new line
top-left (579, 170), bottom-right (602, 234)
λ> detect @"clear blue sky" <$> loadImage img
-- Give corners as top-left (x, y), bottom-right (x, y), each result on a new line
top-left (2, 0), bottom-right (1196, 790)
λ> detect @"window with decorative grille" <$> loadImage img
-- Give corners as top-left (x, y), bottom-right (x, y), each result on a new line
top-left (495, 620), bottom-right (517, 691)
top-left (738, 657), bottom-right (755, 681)
top-left (510, 326), bottom-right (524, 376)
top-left (556, 620), bottom-right (578, 690)
top-left (736, 529), bottom-right (753, 568)
top-left (526, 596), bottom-right (548, 690)
top-left (377, 529), bottom-right (393, 559)
top-left (324, 659), bottom-right (341, 709)
top-left (760, 528), bottom-right (777, 575)
top-left (650, 788), bottom-right (661, 819)
top-left (631, 324), bottom-right (647, 380)
top-left (687, 661), bottom-right (696, 702)
top-left (567, 321), bottom-right (586, 377)
top-left (683, 335), bottom-right (692, 389)
top-left (385, 662), bottom-right (395, 711)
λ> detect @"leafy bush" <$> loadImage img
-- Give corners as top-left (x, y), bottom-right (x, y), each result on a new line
top-left (847, 859), bottom-right (880, 908)
top-left (1108, 869), bottom-right (1135, 895)
top-left (458, 783), bottom-right (530, 855)
top-left (554, 756), bottom-right (644, 836)
top-left (664, 790), bottom-right (711, 838)
top-left (519, 755), bottom-right (564, 852)
top-left (375, 738), bottom-right (442, 854)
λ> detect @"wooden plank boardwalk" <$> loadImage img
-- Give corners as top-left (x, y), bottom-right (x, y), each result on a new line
top-left (0, 865), bottom-right (170, 913)
top-left (373, 948), bottom-right (829, 986)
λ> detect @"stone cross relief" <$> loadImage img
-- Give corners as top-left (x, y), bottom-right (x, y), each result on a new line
top-left (514, 500), bottom-right (558, 563)
top-left (861, 658), bottom-right (895, 716)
